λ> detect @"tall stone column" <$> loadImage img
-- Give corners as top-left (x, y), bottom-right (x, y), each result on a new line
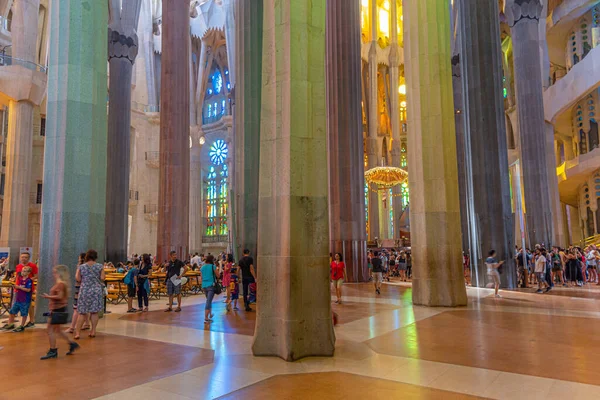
top-left (404, 0), bottom-right (467, 306)
top-left (326, 0), bottom-right (368, 282)
top-left (389, 0), bottom-right (403, 239)
top-left (367, 0), bottom-right (380, 240)
top-left (452, 53), bottom-right (471, 257)
top-left (234, 0), bottom-right (263, 258)
top-left (253, 0), bottom-right (334, 361)
top-left (0, 0), bottom-right (39, 269)
top-left (505, 0), bottom-right (553, 247)
top-left (189, 138), bottom-right (203, 253)
top-left (105, 1), bottom-right (142, 263)
top-left (458, 0), bottom-right (515, 288)
top-left (36, 0), bottom-right (108, 322)
top-left (157, 0), bottom-right (190, 261)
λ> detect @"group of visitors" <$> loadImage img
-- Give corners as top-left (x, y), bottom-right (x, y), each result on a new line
top-left (517, 245), bottom-right (600, 288)
top-left (329, 248), bottom-right (413, 301)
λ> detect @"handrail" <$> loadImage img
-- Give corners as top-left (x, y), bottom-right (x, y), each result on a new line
top-left (0, 16), bottom-right (9, 31)
top-left (0, 54), bottom-right (47, 73)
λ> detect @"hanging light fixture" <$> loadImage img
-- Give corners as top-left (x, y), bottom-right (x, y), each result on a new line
top-left (365, 166), bottom-right (408, 190)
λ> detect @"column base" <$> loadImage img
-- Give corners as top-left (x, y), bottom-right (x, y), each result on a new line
top-left (251, 255), bottom-right (335, 362)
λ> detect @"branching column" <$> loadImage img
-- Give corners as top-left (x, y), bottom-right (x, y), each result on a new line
top-left (367, 0), bottom-right (379, 240)
top-left (505, 0), bottom-right (553, 247)
top-left (253, 0), bottom-right (334, 361)
top-left (458, 0), bottom-right (515, 288)
top-left (157, 0), bottom-right (190, 261)
top-left (404, 0), bottom-right (467, 306)
top-left (105, 0), bottom-right (142, 263)
top-left (389, 0), bottom-right (403, 239)
top-left (326, 0), bottom-right (368, 282)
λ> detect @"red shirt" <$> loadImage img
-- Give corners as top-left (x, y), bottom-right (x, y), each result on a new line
top-left (330, 261), bottom-right (345, 280)
top-left (16, 262), bottom-right (38, 290)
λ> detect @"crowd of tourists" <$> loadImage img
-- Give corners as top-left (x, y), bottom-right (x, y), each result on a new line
top-left (1, 248), bottom-right (259, 360)
top-left (465, 244), bottom-right (600, 298)
top-left (330, 249), bottom-right (412, 301)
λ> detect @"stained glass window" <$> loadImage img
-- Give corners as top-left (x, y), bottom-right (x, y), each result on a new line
top-left (221, 99), bottom-right (226, 115)
top-left (389, 188), bottom-right (394, 238)
top-left (210, 139), bottom-right (228, 165)
top-left (205, 141), bottom-right (230, 237)
top-left (205, 166), bottom-right (218, 236)
top-left (213, 102), bottom-right (218, 117)
top-left (401, 182), bottom-right (409, 208)
top-left (219, 165), bottom-right (229, 235)
top-left (213, 71), bottom-right (223, 94)
top-left (365, 181), bottom-right (369, 235)
top-left (400, 143), bottom-right (407, 168)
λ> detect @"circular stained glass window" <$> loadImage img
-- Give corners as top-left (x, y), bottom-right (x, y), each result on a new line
top-left (209, 139), bottom-right (228, 165)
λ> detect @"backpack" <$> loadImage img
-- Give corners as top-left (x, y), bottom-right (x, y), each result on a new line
top-left (123, 268), bottom-right (136, 286)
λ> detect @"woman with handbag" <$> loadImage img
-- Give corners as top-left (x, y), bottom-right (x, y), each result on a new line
top-left (40, 265), bottom-right (80, 359)
top-left (74, 249), bottom-right (105, 339)
top-left (200, 254), bottom-right (220, 323)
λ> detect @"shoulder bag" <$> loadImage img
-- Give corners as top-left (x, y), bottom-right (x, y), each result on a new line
top-left (212, 265), bottom-right (223, 295)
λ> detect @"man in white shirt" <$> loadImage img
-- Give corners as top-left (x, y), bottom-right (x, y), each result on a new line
top-left (586, 246), bottom-right (598, 284)
top-left (535, 248), bottom-right (551, 294)
top-left (191, 253), bottom-right (202, 269)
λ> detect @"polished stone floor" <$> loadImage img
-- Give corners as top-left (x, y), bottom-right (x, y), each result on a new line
top-left (2, 280), bottom-right (600, 399)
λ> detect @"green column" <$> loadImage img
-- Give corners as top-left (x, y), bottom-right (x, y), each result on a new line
top-left (252, 0), bottom-right (334, 361)
top-left (234, 0), bottom-right (263, 259)
top-left (35, 0), bottom-right (108, 322)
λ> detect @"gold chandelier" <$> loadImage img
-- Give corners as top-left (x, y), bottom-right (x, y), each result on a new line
top-left (365, 166), bottom-right (408, 190)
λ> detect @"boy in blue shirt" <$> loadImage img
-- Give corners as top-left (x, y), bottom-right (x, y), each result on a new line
top-left (2, 266), bottom-right (33, 332)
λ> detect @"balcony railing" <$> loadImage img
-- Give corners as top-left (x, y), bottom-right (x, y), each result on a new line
top-left (132, 101), bottom-right (160, 113)
top-left (202, 235), bottom-right (229, 244)
top-left (145, 151), bottom-right (159, 168)
top-left (0, 54), bottom-right (47, 73)
top-left (0, 16), bottom-right (10, 31)
top-left (29, 191), bottom-right (42, 205)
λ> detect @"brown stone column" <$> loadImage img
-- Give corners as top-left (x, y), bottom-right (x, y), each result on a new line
top-left (253, 0), bottom-right (334, 361)
top-left (157, 0), bottom-right (190, 261)
top-left (326, 0), bottom-right (368, 282)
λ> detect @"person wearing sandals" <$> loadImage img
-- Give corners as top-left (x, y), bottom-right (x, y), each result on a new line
top-left (200, 254), bottom-right (219, 323)
top-left (74, 249), bottom-right (105, 339)
top-left (67, 253), bottom-right (90, 334)
top-left (137, 254), bottom-right (152, 312)
top-left (41, 265), bottom-right (80, 359)
top-left (165, 251), bottom-right (185, 312)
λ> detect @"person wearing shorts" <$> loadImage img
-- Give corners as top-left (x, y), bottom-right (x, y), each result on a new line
top-left (371, 251), bottom-right (384, 295)
top-left (165, 251), bottom-right (184, 312)
top-left (534, 248), bottom-right (551, 294)
top-left (485, 250), bottom-right (503, 298)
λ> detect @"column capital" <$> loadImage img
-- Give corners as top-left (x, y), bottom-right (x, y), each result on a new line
top-left (504, 0), bottom-right (543, 28)
top-left (389, 43), bottom-right (401, 67)
top-left (108, 28), bottom-right (139, 64)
